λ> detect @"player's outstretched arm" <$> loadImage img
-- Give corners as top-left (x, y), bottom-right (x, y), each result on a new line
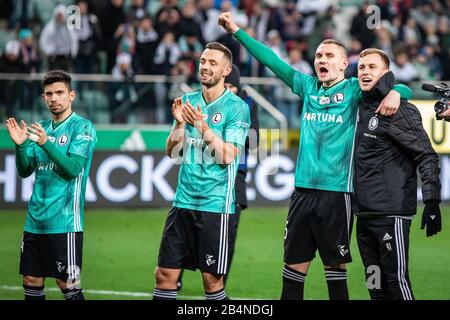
top-left (218, 11), bottom-right (296, 89)
top-left (166, 98), bottom-right (185, 158)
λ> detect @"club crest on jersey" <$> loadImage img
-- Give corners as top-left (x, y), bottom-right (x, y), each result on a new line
top-left (332, 92), bottom-right (345, 103)
top-left (368, 116), bottom-right (378, 130)
top-left (58, 135), bottom-right (69, 146)
top-left (211, 112), bottom-right (222, 124)
top-left (319, 96), bottom-right (330, 105)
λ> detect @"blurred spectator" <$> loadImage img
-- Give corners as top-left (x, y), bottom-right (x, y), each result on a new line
top-left (179, 0), bottom-right (204, 43)
top-left (179, 32), bottom-right (203, 63)
top-left (0, 40), bottom-right (28, 118)
top-left (296, 0), bottom-right (330, 36)
top-left (410, 0), bottom-right (438, 32)
top-left (281, 0), bottom-right (302, 41)
top-left (263, 29), bottom-right (286, 105)
top-left (264, 29), bottom-right (287, 76)
top-left (18, 29), bottom-right (41, 114)
top-left (19, 28), bottom-right (41, 73)
top-left (350, 1), bottom-right (375, 49)
top-left (275, 48), bottom-right (312, 128)
top-left (99, 0), bottom-right (126, 72)
top-left (39, 4), bottom-right (78, 71)
top-left (0, 40), bottom-right (28, 73)
top-left (201, 0), bottom-right (247, 43)
top-left (390, 47), bottom-right (419, 83)
top-left (195, 0), bottom-right (219, 42)
top-left (74, 0), bottom-right (102, 74)
top-left (387, 16), bottom-right (402, 40)
top-left (127, 0), bottom-right (148, 27)
top-left (248, 2), bottom-right (271, 42)
top-left (403, 17), bottom-right (422, 46)
top-left (134, 15), bottom-right (158, 74)
top-left (437, 15), bottom-right (450, 80)
top-left (168, 57), bottom-right (198, 106)
top-left (239, 27), bottom-right (262, 77)
top-left (154, 31), bottom-right (181, 75)
top-left (422, 21), bottom-right (440, 46)
top-left (413, 49), bottom-right (434, 81)
top-left (155, 1), bottom-right (182, 39)
top-left (154, 31), bottom-right (181, 123)
top-left (110, 52), bottom-right (137, 123)
top-left (373, 26), bottom-right (394, 60)
top-left (117, 22), bottom-right (136, 55)
top-left (345, 38), bottom-right (362, 78)
top-left (420, 44), bottom-right (444, 80)
top-left (0, 0), bottom-right (13, 29)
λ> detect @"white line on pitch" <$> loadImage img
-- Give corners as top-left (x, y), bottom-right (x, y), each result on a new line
top-left (0, 285), bottom-right (264, 300)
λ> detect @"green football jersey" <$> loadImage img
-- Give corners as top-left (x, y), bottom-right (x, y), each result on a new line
top-left (173, 89), bottom-right (250, 214)
top-left (293, 72), bottom-right (361, 193)
top-left (24, 112), bottom-right (97, 234)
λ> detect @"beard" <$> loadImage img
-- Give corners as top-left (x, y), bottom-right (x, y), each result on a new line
top-left (199, 70), bottom-right (222, 88)
top-left (48, 104), bottom-right (69, 115)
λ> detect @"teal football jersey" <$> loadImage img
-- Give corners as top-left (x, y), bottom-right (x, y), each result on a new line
top-left (24, 112), bottom-right (97, 234)
top-left (173, 89), bottom-right (250, 214)
top-left (292, 72), bottom-right (361, 193)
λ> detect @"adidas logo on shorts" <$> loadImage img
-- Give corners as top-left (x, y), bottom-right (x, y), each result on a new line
top-left (383, 233), bottom-right (393, 241)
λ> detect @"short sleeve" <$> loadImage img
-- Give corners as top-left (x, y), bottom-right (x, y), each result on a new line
top-left (69, 121), bottom-right (97, 159)
top-left (223, 102), bottom-right (251, 149)
top-left (349, 77), bottom-right (363, 102)
top-left (292, 71), bottom-right (319, 98)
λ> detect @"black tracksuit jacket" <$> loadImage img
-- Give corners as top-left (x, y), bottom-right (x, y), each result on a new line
top-left (354, 72), bottom-right (441, 217)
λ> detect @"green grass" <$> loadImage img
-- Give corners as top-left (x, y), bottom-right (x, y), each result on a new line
top-left (0, 207), bottom-right (449, 300)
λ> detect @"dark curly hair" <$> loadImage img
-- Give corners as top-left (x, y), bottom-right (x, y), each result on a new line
top-left (42, 70), bottom-right (72, 92)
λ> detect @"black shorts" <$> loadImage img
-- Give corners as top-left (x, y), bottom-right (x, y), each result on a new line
top-left (284, 188), bottom-right (353, 266)
top-left (19, 231), bottom-right (83, 285)
top-left (158, 207), bottom-right (238, 275)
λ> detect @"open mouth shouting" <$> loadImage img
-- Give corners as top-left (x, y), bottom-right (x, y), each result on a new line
top-left (318, 66), bottom-right (329, 78)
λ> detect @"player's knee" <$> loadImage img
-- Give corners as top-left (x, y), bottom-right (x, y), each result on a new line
top-left (23, 275), bottom-right (44, 287)
top-left (202, 273), bottom-right (223, 292)
top-left (154, 267), bottom-right (176, 287)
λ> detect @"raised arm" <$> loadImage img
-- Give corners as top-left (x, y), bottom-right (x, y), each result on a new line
top-left (218, 12), bottom-right (295, 89)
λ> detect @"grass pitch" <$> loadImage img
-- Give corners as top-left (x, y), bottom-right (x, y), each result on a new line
top-left (0, 207), bottom-right (449, 300)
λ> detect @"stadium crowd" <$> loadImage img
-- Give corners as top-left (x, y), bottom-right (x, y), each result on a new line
top-left (0, 0), bottom-right (449, 125)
